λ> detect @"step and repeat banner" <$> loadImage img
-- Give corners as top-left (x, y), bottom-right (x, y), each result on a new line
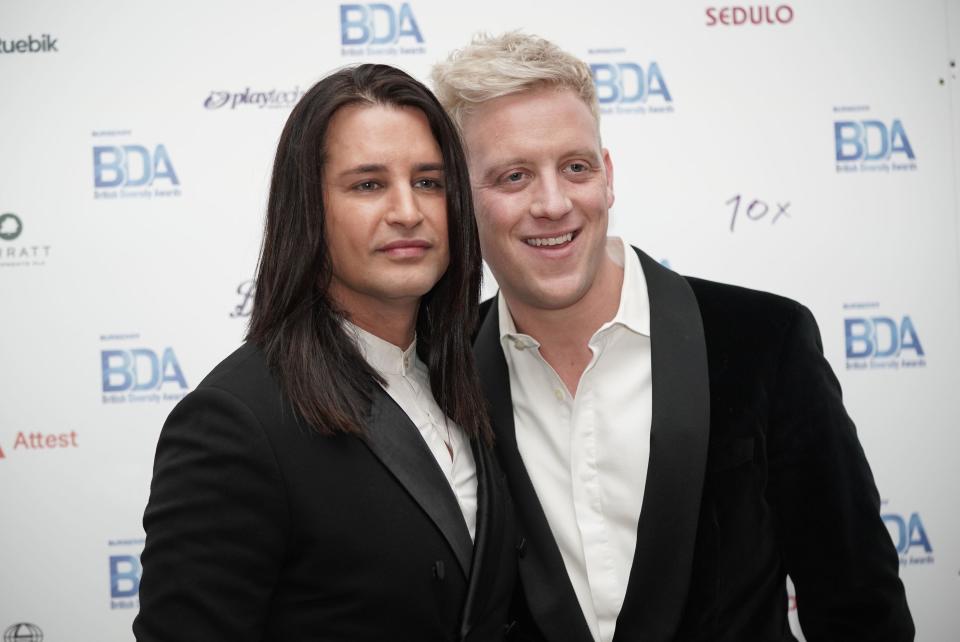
top-left (2, 1), bottom-right (959, 639)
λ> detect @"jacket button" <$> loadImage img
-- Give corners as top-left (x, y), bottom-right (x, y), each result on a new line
top-left (516, 537), bottom-right (527, 558)
top-left (432, 560), bottom-right (446, 580)
top-left (504, 620), bottom-right (518, 636)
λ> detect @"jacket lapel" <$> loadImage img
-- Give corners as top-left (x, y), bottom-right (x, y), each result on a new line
top-left (458, 439), bottom-right (508, 639)
top-left (363, 388), bottom-right (474, 577)
top-left (474, 303), bottom-right (595, 642)
top-left (612, 248), bottom-right (710, 642)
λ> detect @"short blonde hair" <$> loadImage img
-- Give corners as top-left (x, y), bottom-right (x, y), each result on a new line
top-left (430, 31), bottom-right (599, 133)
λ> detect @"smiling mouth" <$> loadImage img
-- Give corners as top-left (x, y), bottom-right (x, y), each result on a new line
top-left (524, 232), bottom-right (574, 247)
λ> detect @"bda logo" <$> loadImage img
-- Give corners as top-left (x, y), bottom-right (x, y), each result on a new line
top-left (340, 3), bottom-right (423, 45)
top-left (101, 347), bottom-right (189, 403)
top-left (844, 314), bottom-right (925, 370)
top-left (93, 144), bottom-right (179, 188)
top-left (590, 62), bottom-right (673, 115)
top-left (834, 118), bottom-right (917, 173)
top-left (102, 348), bottom-right (187, 391)
top-left (835, 120), bottom-right (914, 161)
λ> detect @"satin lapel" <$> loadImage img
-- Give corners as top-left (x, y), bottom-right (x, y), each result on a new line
top-left (613, 248), bottom-right (710, 642)
top-left (474, 300), bottom-right (594, 642)
top-left (363, 388), bottom-right (474, 577)
top-left (459, 440), bottom-right (500, 639)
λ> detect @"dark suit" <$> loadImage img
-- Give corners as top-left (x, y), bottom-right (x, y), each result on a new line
top-left (134, 342), bottom-right (516, 642)
top-left (477, 248), bottom-right (913, 642)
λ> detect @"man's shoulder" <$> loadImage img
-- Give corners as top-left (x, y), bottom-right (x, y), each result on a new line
top-left (194, 341), bottom-right (279, 403)
top-left (683, 275), bottom-right (810, 337)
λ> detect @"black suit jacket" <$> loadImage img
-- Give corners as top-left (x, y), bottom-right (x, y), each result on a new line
top-left (477, 248), bottom-right (913, 642)
top-left (134, 342), bottom-right (516, 642)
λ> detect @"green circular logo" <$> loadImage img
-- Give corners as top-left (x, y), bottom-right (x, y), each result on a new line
top-left (0, 213), bottom-right (23, 241)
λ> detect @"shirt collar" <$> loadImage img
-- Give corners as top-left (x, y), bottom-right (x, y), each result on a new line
top-left (344, 320), bottom-right (418, 376)
top-left (497, 236), bottom-right (651, 342)
top-left (601, 236), bottom-right (650, 337)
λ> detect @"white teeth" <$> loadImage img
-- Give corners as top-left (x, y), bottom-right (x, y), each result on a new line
top-left (525, 232), bottom-right (573, 247)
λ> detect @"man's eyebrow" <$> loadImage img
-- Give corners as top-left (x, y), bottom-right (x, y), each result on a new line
top-left (340, 164), bottom-right (387, 176)
top-left (338, 162), bottom-right (444, 176)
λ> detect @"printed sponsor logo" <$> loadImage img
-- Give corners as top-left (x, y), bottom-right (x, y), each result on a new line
top-left (2, 623), bottom-right (44, 641)
top-left (100, 333), bottom-right (190, 404)
top-left (0, 432), bottom-right (79, 461)
top-left (843, 302), bottom-right (925, 370)
top-left (589, 55), bottom-right (673, 116)
top-left (0, 34), bottom-right (58, 54)
top-left (0, 213), bottom-right (51, 269)
top-left (340, 3), bottom-right (426, 56)
top-left (203, 86), bottom-right (304, 110)
top-left (705, 5), bottom-right (794, 26)
top-left (92, 130), bottom-right (182, 199)
top-left (834, 107), bottom-right (917, 173)
top-left (231, 279), bottom-right (255, 318)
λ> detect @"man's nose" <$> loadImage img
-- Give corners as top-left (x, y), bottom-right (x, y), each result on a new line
top-left (386, 185), bottom-right (425, 227)
top-left (530, 174), bottom-right (573, 219)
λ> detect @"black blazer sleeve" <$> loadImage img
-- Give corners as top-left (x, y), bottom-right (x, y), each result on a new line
top-left (133, 386), bottom-right (288, 641)
top-left (768, 305), bottom-right (914, 641)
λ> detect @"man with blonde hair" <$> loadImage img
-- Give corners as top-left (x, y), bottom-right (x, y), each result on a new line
top-left (432, 32), bottom-right (913, 642)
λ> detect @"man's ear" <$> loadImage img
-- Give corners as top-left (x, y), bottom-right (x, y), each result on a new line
top-left (602, 147), bottom-right (615, 208)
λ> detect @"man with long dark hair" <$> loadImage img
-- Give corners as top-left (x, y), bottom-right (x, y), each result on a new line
top-left (134, 64), bottom-right (516, 641)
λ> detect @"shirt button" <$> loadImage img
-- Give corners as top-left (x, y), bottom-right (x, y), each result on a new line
top-left (554, 388), bottom-right (564, 401)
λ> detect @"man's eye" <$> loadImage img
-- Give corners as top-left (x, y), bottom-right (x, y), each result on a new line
top-left (504, 171), bottom-right (525, 183)
top-left (415, 178), bottom-right (443, 190)
top-left (567, 162), bottom-right (588, 173)
top-left (355, 181), bottom-right (380, 191)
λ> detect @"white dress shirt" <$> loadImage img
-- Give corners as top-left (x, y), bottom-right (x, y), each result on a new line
top-left (499, 237), bottom-right (652, 642)
top-left (347, 322), bottom-right (478, 541)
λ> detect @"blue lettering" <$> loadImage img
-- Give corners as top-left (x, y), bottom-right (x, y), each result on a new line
top-left (160, 347), bottom-right (189, 389)
top-left (889, 119), bottom-right (915, 160)
top-left (368, 4), bottom-right (396, 44)
top-left (861, 121), bottom-right (889, 161)
top-left (151, 144), bottom-right (180, 186)
top-left (616, 63), bottom-right (644, 103)
top-left (101, 350), bottom-right (133, 392)
top-left (109, 555), bottom-right (141, 598)
top-left (645, 62), bottom-right (672, 102)
top-left (131, 348), bottom-right (160, 391)
top-left (835, 122), bottom-right (863, 161)
top-left (340, 5), bottom-right (370, 45)
top-left (871, 316), bottom-right (898, 358)
top-left (122, 145), bottom-right (152, 187)
top-left (844, 318), bottom-right (873, 358)
top-left (899, 316), bottom-right (924, 356)
top-left (93, 146), bottom-right (124, 188)
top-left (591, 64), bottom-right (619, 104)
top-left (907, 512), bottom-right (932, 553)
top-left (396, 2), bottom-right (423, 43)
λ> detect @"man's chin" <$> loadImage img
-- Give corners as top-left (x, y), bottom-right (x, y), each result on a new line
top-left (503, 281), bottom-right (591, 313)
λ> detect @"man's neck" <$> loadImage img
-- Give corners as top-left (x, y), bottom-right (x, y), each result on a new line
top-left (504, 252), bottom-right (624, 395)
top-left (331, 288), bottom-right (418, 349)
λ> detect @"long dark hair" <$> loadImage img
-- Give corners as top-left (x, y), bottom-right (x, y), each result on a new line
top-left (247, 64), bottom-right (491, 445)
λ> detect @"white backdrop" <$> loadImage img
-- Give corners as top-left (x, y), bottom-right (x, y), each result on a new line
top-left (2, 1), bottom-right (958, 640)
